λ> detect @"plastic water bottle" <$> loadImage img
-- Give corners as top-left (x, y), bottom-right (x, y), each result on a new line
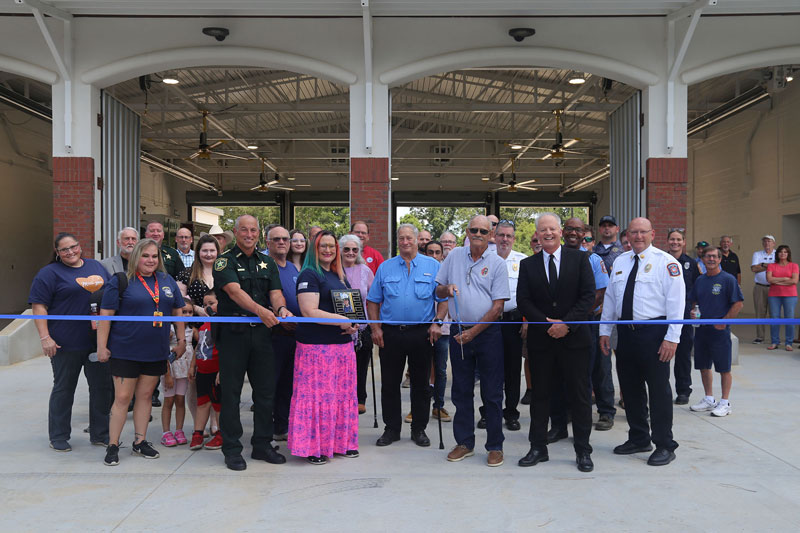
top-left (692, 305), bottom-right (701, 328)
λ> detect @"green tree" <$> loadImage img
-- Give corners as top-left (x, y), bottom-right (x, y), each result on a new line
top-left (293, 206), bottom-right (351, 237)
top-left (398, 207), bottom-right (484, 242)
top-left (499, 207), bottom-right (588, 254)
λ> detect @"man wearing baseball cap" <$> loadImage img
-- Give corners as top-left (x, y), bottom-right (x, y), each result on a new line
top-left (695, 241), bottom-right (709, 275)
top-left (750, 234), bottom-right (776, 343)
top-left (594, 215), bottom-right (624, 272)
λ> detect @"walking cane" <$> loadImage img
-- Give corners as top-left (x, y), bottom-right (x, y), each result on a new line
top-left (370, 350), bottom-right (378, 428)
top-left (436, 386), bottom-right (444, 449)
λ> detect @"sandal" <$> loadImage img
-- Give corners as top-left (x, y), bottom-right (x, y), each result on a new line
top-left (786, 345), bottom-right (794, 352)
top-left (767, 344), bottom-right (779, 350)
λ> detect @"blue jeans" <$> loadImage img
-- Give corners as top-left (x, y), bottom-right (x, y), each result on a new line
top-left (432, 335), bottom-right (449, 409)
top-left (769, 296), bottom-right (797, 345)
top-left (450, 325), bottom-right (504, 451)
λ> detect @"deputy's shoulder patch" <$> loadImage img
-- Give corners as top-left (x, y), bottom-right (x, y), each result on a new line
top-left (667, 263), bottom-right (680, 277)
top-left (214, 258), bottom-right (228, 271)
top-left (600, 261), bottom-right (607, 274)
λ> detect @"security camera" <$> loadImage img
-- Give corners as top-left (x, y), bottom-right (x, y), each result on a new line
top-left (202, 27), bottom-right (230, 42)
top-left (508, 28), bottom-right (535, 42)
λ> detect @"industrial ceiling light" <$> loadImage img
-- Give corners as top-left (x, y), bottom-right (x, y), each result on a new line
top-left (162, 72), bottom-right (179, 85)
top-left (508, 28), bottom-right (535, 42)
top-left (246, 143), bottom-right (259, 150)
top-left (202, 27), bottom-right (230, 41)
top-left (287, 176), bottom-right (296, 181)
top-left (391, 176), bottom-right (399, 181)
top-left (481, 176), bottom-right (490, 181)
top-left (568, 73), bottom-right (586, 85)
top-left (509, 143), bottom-right (523, 150)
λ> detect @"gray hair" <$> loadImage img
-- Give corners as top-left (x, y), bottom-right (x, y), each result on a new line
top-left (117, 226), bottom-right (138, 240)
top-left (397, 223), bottom-right (419, 238)
top-left (339, 234), bottom-right (365, 264)
top-left (440, 231), bottom-right (456, 241)
top-left (720, 235), bottom-right (732, 241)
top-left (535, 212), bottom-right (562, 229)
top-left (496, 221), bottom-right (515, 233)
top-left (234, 214), bottom-right (259, 230)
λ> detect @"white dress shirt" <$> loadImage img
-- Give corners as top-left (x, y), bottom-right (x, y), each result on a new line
top-left (502, 250), bottom-right (528, 312)
top-left (600, 245), bottom-right (686, 343)
top-left (541, 246), bottom-right (562, 284)
top-left (751, 249), bottom-right (775, 285)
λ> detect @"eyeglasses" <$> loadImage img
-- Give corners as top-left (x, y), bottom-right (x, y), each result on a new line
top-left (498, 219), bottom-right (515, 228)
top-left (563, 226), bottom-right (584, 233)
top-left (319, 244), bottom-right (336, 250)
top-left (290, 238), bottom-right (306, 244)
top-left (668, 227), bottom-right (686, 233)
top-left (583, 237), bottom-right (593, 243)
top-left (531, 239), bottom-right (539, 244)
top-left (271, 236), bottom-right (289, 242)
top-left (491, 221), bottom-right (498, 227)
top-left (342, 247), bottom-right (358, 253)
top-left (441, 239), bottom-right (456, 244)
top-left (468, 227), bottom-right (490, 235)
top-left (57, 244), bottom-right (80, 254)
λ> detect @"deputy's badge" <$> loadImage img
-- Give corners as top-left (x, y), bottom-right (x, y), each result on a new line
top-left (712, 283), bottom-right (722, 295)
top-left (480, 267), bottom-right (489, 276)
top-left (684, 261), bottom-right (691, 269)
top-left (162, 286), bottom-right (173, 298)
top-left (512, 264), bottom-right (519, 272)
top-left (612, 247), bottom-right (619, 252)
top-left (214, 258), bottom-right (228, 271)
top-left (258, 261), bottom-right (268, 271)
top-left (644, 263), bottom-right (652, 273)
top-left (667, 263), bottom-right (680, 277)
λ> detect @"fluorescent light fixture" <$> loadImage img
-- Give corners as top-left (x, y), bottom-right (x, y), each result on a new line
top-left (481, 176), bottom-right (490, 181)
top-left (140, 153), bottom-right (217, 192)
top-left (509, 143), bottom-right (523, 150)
top-left (287, 176), bottom-right (296, 181)
top-left (246, 144), bottom-right (259, 150)
top-left (391, 177), bottom-right (399, 181)
top-left (562, 167), bottom-right (610, 194)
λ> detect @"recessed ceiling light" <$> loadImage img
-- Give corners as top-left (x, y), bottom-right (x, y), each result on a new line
top-left (246, 144), bottom-right (258, 150)
top-left (510, 143), bottom-right (523, 150)
top-left (568, 75), bottom-right (586, 85)
top-left (162, 73), bottom-right (179, 85)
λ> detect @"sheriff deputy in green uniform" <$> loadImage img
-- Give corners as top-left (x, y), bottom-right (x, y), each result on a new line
top-left (144, 221), bottom-right (183, 278)
top-left (213, 214), bottom-right (293, 471)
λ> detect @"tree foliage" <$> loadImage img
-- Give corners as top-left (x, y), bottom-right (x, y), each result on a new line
top-left (498, 207), bottom-right (589, 254)
top-left (294, 206), bottom-right (351, 237)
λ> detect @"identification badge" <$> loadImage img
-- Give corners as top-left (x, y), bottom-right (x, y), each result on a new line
top-left (153, 311), bottom-right (163, 328)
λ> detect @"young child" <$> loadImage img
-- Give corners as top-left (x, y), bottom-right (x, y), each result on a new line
top-left (189, 290), bottom-right (222, 450)
top-left (161, 302), bottom-right (194, 447)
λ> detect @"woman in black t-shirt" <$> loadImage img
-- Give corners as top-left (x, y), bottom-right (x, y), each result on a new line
top-left (288, 231), bottom-right (359, 465)
top-left (176, 235), bottom-right (221, 311)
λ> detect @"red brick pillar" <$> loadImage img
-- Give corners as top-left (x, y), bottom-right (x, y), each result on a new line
top-left (53, 157), bottom-right (96, 256)
top-left (350, 157), bottom-right (390, 258)
top-left (646, 157), bottom-right (688, 247)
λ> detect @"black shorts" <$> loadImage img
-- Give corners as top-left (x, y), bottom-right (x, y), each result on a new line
top-left (196, 371), bottom-right (221, 411)
top-left (110, 358), bottom-right (167, 378)
top-left (694, 326), bottom-right (732, 373)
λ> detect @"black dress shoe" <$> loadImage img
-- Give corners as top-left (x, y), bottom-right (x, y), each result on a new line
top-left (518, 448), bottom-right (549, 467)
top-left (252, 446), bottom-right (286, 464)
top-left (476, 417), bottom-right (487, 429)
top-left (675, 394), bottom-right (689, 405)
top-left (576, 453), bottom-right (594, 472)
top-left (546, 427), bottom-right (568, 443)
top-left (376, 430), bottom-right (401, 447)
top-left (613, 441), bottom-right (653, 455)
top-left (411, 430), bottom-right (431, 447)
top-left (225, 454), bottom-right (247, 471)
top-left (505, 419), bottom-right (521, 431)
top-left (647, 448), bottom-right (676, 466)
top-left (520, 389), bottom-right (532, 405)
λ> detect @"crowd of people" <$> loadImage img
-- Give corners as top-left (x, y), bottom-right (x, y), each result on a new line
top-left (28, 212), bottom-right (797, 471)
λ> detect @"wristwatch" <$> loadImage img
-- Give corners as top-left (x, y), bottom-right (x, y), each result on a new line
top-left (433, 318), bottom-right (444, 326)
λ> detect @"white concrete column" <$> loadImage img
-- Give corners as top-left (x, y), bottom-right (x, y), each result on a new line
top-left (641, 79), bottom-right (688, 160)
top-left (349, 81), bottom-right (390, 158)
top-left (51, 79), bottom-right (101, 160)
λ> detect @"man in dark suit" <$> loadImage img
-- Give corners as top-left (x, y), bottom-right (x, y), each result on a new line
top-left (516, 213), bottom-right (596, 472)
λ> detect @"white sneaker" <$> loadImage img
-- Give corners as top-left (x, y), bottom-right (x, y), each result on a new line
top-left (690, 397), bottom-right (718, 412)
top-left (711, 403), bottom-right (731, 417)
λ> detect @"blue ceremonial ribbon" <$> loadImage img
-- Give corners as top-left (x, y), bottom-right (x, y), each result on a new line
top-left (2, 314), bottom-right (800, 326)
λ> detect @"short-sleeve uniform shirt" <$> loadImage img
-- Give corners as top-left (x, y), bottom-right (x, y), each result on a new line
top-left (367, 254), bottom-right (443, 323)
top-left (212, 245), bottom-right (282, 317)
top-left (160, 244), bottom-right (183, 279)
top-left (502, 250), bottom-right (528, 312)
top-left (101, 271), bottom-right (185, 361)
top-left (689, 270), bottom-right (744, 328)
top-left (28, 259), bottom-right (110, 352)
top-left (435, 246), bottom-right (510, 323)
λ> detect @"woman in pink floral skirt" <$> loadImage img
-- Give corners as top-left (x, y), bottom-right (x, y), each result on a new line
top-left (289, 230), bottom-right (360, 464)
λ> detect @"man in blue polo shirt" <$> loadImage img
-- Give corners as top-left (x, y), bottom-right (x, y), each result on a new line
top-left (688, 246), bottom-right (743, 417)
top-left (367, 223), bottom-right (447, 448)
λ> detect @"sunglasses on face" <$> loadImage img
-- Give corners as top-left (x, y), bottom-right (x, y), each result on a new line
top-left (342, 247), bottom-right (358, 253)
top-left (584, 237), bottom-right (593, 243)
top-left (271, 236), bottom-right (289, 242)
top-left (468, 227), bottom-right (490, 235)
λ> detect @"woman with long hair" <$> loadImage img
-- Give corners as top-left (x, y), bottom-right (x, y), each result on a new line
top-left (176, 234), bottom-right (221, 311)
top-left (766, 244), bottom-right (799, 351)
top-left (339, 234), bottom-right (374, 415)
top-left (97, 238), bottom-right (187, 466)
top-left (288, 229), bottom-right (308, 271)
top-left (288, 230), bottom-right (360, 464)
top-left (29, 232), bottom-right (112, 452)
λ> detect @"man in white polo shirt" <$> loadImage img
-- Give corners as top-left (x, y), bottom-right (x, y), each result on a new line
top-left (750, 234), bottom-right (776, 344)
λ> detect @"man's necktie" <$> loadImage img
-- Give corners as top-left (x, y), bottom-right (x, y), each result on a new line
top-left (621, 255), bottom-right (639, 321)
top-left (548, 253), bottom-right (558, 296)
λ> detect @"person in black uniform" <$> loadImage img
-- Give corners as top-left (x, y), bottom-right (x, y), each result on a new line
top-left (667, 229), bottom-right (700, 405)
top-left (718, 235), bottom-right (742, 285)
top-left (213, 214), bottom-right (293, 471)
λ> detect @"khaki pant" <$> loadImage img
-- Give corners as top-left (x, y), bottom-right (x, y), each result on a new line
top-left (753, 283), bottom-right (770, 340)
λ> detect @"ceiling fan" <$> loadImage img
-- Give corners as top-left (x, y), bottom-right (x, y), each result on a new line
top-left (493, 159), bottom-right (539, 193)
top-left (521, 110), bottom-right (584, 161)
top-left (251, 160), bottom-right (294, 192)
top-left (186, 110), bottom-right (250, 161)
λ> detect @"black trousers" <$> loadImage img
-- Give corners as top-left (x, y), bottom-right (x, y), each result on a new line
top-left (479, 318), bottom-right (523, 421)
top-left (616, 324), bottom-right (678, 451)
top-left (673, 324), bottom-right (694, 397)
top-left (217, 324), bottom-right (276, 457)
top-left (355, 326), bottom-right (374, 405)
top-left (589, 318), bottom-right (616, 418)
top-left (379, 325), bottom-right (433, 434)
top-left (530, 344), bottom-right (593, 455)
top-left (271, 333), bottom-right (296, 435)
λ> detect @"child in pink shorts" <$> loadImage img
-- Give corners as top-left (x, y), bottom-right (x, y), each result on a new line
top-left (161, 303), bottom-right (194, 446)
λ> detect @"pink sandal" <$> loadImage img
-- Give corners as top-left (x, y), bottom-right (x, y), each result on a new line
top-left (174, 430), bottom-right (188, 445)
top-left (786, 345), bottom-right (794, 352)
top-left (160, 431), bottom-right (177, 447)
top-left (767, 344), bottom-right (778, 350)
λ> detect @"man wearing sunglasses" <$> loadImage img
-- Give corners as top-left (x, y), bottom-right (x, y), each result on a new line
top-left (517, 213), bottom-right (596, 473)
top-left (436, 215), bottom-right (509, 467)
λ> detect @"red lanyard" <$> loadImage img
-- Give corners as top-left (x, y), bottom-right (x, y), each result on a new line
top-left (136, 273), bottom-right (160, 311)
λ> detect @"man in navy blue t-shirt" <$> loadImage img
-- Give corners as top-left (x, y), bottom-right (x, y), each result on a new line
top-left (688, 246), bottom-right (744, 418)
